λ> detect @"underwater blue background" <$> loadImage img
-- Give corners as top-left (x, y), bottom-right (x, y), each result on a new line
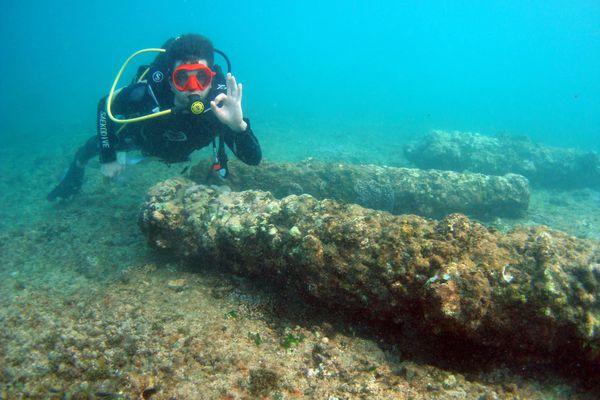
top-left (2, 3), bottom-right (600, 396)
top-left (1, 0), bottom-right (599, 150)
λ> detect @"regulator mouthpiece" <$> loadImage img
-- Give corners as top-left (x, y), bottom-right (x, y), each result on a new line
top-left (187, 94), bottom-right (207, 115)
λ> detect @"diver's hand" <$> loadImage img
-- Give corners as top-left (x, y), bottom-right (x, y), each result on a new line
top-left (210, 73), bottom-right (247, 132)
top-left (100, 161), bottom-right (124, 178)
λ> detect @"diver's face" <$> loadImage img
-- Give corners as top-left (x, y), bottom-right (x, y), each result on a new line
top-left (171, 59), bottom-right (212, 105)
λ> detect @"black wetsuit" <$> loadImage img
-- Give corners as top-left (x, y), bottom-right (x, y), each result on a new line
top-left (97, 82), bottom-right (261, 165)
top-left (47, 79), bottom-right (261, 200)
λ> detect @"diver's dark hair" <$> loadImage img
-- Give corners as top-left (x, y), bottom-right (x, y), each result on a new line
top-left (154, 34), bottom-right (214, 73)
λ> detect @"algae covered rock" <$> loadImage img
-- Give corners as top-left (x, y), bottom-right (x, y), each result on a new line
top-left (139, 178), bottom-right (600, 364)
top-left (405, 130), bottom-right (600, 189)
top-left (190, 159), bottom-right (530, 219)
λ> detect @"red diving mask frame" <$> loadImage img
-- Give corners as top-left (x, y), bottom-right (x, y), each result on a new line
top-left (172, 63), bottom-right (216, 92)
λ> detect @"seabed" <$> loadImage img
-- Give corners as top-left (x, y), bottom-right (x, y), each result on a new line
top-left (1, 129), bottom-right (599, 399)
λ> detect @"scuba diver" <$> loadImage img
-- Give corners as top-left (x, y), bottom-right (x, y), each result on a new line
top-left (47, 33), bottom-right (261, 201)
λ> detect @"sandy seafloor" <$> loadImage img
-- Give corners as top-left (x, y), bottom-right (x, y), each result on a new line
top-left (1, 123), bottom-right (600, 399)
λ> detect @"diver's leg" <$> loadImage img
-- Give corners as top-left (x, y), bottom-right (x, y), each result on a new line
top-left (47, 136), bottom-right (98, 201)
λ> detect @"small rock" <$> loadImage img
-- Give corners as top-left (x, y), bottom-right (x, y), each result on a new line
top-left (398, 363), bottom-right (421, 381)
top-left (502, 382), bottom-right (517, 393)
top-left (167, 279), bottom-right (187, 291)
top-left (478, 391), bottom-right (500, 400)
top-left (426, 382), bottom-right (441, 391)
top-left (142, 387), bottom-right (157, 399)
top-left (444, 388), bottom-right (467, 399)
top-left (289, 226), bottom-right (301, 238)
top-left (443, 374), bottom-right (457, 389)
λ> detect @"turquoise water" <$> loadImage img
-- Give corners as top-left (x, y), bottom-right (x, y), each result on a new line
top-left (1, 0), bottom-right (598, 150)
top-left (2, 2), bottom-right (600, 396)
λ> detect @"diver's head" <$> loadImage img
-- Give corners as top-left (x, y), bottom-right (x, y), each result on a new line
top-left (170, 59), bottom-right (216, 108)
top-left (161, 34), bottom-right (216, 107)
top-left (165, 33), bottom-right (214, 67)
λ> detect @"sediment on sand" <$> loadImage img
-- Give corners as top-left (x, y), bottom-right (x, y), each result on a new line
top-left (139, 178), bottom-right (600, 365)
top-left (190, 159), bottom-right (530, 219)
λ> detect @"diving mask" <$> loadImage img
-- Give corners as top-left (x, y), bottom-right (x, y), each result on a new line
top-left (172, 63), bottom-right (216, 91)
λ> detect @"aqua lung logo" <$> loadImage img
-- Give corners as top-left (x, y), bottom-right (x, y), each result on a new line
top-left (99, 111), bottom-right (109, 148)
top-left (152, 71), bottom-right (164, 83)
top-left (217, 84), bottom-right (226, 90)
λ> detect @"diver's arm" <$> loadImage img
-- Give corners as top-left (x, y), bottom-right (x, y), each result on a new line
top-left (222, 118), bottom-right (262, 165)
top-left (97, 96), bottom-right (119, 164)
top-left (96, 97), bottom-right (125, 178)
top-left (97, 83), bottom-right (159, 168)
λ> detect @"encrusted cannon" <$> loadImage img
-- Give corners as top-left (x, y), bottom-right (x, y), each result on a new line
top-left (405, 130), bottom-right (600, 189)
top-left (190, 159), bottom-right (530, 219)
top-left (140, 178), bottom-right (600, 364)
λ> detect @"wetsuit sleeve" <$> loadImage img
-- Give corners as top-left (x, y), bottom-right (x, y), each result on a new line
top-left (97, 96), bottom-right (119, 163)
top-left (97, 83), bottom-right (160, 163)
top-left (222, 118), bottom-right (262, 165)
